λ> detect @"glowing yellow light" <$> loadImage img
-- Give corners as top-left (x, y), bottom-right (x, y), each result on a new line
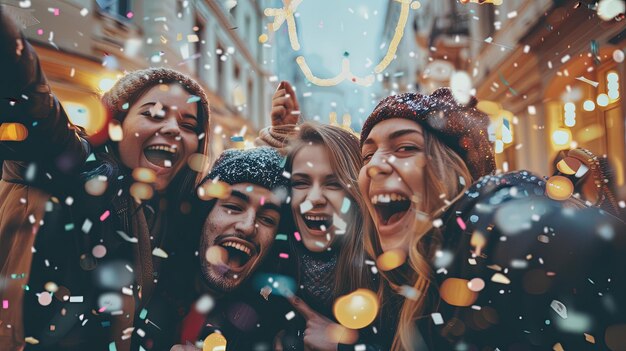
top-left (439, 278), bottom-right (478, 307)
top-left (545, 175), bottom-right (574, 201)
top-left (197, 180), bottom-right (232, 201)
top-left (376, 249), bottom-right (407, 271)
top-left (333, 289), bottom-right (379, 329)
top-left (552, 129), bottom-right (571, 146)
top-left (258, 33), bottom-right (269, 43)
top-left (0, 122), bottom-right (28, 141)
top-left (583, 100), bottom-right (595, 111)
top-left (132, 168), bottom-right (157, 183)
top-left (597, 93), bottom-right (610, 107)
top-left (203, 332), bottom-right (227, 351)
top-left (108, 120), bottom-right (123, 141)
top-left (264, 0), bottom-right (416, 87)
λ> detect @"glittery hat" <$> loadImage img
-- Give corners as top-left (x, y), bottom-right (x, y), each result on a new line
top-left (203, 146), bottom-right (289, 190)
top-left (360, 87), bottom-right (496, 180)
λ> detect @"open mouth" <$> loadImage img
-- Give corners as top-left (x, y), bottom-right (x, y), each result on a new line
top-left (217, 239), bottom-right (256, 271)
top-left (302, 213), bottom-right (333, 232)
top-left (371, 193), bottom-right (411, 226)
top-left (143, 144), bottom-right (178, 168)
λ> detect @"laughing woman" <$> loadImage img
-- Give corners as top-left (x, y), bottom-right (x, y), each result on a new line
top-left (1, 10), bottom-right (210, 351)
top-left (273, 122), bottom-right (378, 350)
top-left (358, 88), bottom-right (626, 350)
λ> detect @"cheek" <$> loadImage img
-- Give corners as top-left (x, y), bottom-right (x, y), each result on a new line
top-left (357, 169), bottom-right (369, 194)
top-left (184, 133), bottom-right (200, 154)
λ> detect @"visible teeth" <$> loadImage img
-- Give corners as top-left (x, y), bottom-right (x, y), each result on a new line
top-left (221, 241), bottom-right (251, 256)
top-left (304, 214), bottom-right (330, 221)
top-left (370, 193), bottom-right (408, 205)
top-left (146, 145), bottom-right (176, 154)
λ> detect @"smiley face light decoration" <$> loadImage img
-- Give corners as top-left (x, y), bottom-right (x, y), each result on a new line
top-left (263, 0), bottom-right (422, 87)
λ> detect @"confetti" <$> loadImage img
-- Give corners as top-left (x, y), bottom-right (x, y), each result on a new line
top-left (69, 296), bottom-right (84, 303)
top-left (279, 253), bottom-right (289, 259)
top-left (108, 120), bottom-right (123, 141)
top-left (24, 337), bottom-right (39, 345)
top-left (431, 313), bottom-right (444, 325)
top-left (38, 292), bottom-right (52, 306)
top-left (550, 300), bottom-right (568, 319)
top-left (152, 247), bottom-right (168, 259)
top-left (376, 249), bottom-right (407, 271)
top-left (575, 76), bottom-right (599, 87)
top-left (116, 231), bottom-right (138, 243)
top-left (299, 200), bottom-right (313, 214)
top-left (2, 300), bottom-right (8, 309)
top-left (92, 245), bottom-right (107, 258)
top-left (285, 310), bottom-right (296, 320)
top-left (294, 232), bottom-right (302, 241)
top-left (0, 123), bottom-right (28, 141)
top-left (440, 278), bottom-right (478, 306)
top-left (491, 273), bottom-right (510, 284)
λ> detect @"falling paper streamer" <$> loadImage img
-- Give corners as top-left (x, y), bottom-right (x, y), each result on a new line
top-left (575, 76), bottom-right (599, 88)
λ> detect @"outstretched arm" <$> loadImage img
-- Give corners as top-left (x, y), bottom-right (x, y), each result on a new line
top-left (0, 5), bottom-right (89, 179)
top-left (255, 81), bottom-right (301, 151)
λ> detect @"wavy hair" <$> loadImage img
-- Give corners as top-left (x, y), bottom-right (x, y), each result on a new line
top-left (286, 122), bottom-right (373, 298)
top-left (363, 129), bottom-right (473, 351)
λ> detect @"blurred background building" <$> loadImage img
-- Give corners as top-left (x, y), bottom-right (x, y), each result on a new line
top-left (1, 0), bottom-right (285, 159)
top-left (377, 0), bottom-right (625, 199)
top-left (2, 0), bottom-right (624, 200)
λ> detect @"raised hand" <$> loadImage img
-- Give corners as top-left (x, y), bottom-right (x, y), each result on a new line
top-left (271, 81), bottom-right (300, 127)
top-left (288, 295), bottom-right (358, 351)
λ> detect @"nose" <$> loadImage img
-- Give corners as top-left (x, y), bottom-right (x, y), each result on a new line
top-left (364, 151), bottom-right (393, 179)
top-left (234, 209), bottom-right (256, 237)
top-left (160, 115), bottom-right (181, 137)
top-left (306, 183), bottom-right (327, 206)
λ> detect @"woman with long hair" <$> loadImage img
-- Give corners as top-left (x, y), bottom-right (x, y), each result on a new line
top-left (358, 88), bottom-right (626, 350)
top-left (0, 10), bottom-right (210, 351)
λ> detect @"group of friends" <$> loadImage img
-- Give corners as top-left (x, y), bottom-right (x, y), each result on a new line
top-left (1, 7), bottom-right (626, 351)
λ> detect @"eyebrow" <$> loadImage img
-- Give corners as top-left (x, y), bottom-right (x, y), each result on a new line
top-left (138, 102), bottom-right (197, 120)
top-left (231, 190), bottom-right (281, 213)
top-left (362, 128), bottom-right (423, 146)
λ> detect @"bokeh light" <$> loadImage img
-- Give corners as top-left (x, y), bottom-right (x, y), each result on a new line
top-left (545, 175), bottom-right (574, 201)
top-left (439, 278), bottom-right (478, 307)
top-left (333, 289), bottom-right (379, 329)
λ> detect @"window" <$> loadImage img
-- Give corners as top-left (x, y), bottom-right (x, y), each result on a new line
top-left (96, 0), bottom-right (131, 18)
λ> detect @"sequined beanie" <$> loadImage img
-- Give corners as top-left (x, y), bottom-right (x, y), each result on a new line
top-left (101, 67), bottom-right (210, 126)
top-left (202, 146), bottom-right (289, 191)
top-left (360, 87), bottom-right (496, 180)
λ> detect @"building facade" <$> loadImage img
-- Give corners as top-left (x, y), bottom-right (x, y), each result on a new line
top-left (3, 0), bottom-right (279, 160)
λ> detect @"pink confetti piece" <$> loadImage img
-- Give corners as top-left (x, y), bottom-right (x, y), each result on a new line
top-left (294, 231), bottom-right (301, 241)
top-left (2, 300), bottom-right (8, 309)
top-left (456, 217), bottom-right (466, 230)
top-left (260, 196), bottom-right (265, 205)
top-left (37, 29), bottom-right (43, 35)
top-left (98, 306), bottom-right (107, 313)
top-left (279, 253), bottom-right (289, 259)
top-left (126, 11), bottom-right (134, 19)
top-left (100, 210), bottom-right (110, 222)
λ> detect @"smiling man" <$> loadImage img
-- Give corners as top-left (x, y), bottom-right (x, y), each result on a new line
top-left (173, 146), bottom-right (290, 351)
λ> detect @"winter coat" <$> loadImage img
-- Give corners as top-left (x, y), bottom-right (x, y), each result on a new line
top-left (0, 10), bottom-right (197, 351)
top-left (378, 171), bottom-right (626, 350)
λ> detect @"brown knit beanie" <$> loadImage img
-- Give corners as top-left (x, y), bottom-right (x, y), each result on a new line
top-left (101, 67), bottom-right (210, 126)
top-left (360, 87), bottom-right (496, 180)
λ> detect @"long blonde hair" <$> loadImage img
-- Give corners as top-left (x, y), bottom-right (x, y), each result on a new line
top-left (364, 129), bottom-right (473, 351)
top-left (286, 122), bottom-right (373, 298)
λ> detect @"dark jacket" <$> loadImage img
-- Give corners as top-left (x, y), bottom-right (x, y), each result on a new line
top-left (379, 171), bottom-right (626, 350)
top-left (1, 9), bottom-right (198, 351)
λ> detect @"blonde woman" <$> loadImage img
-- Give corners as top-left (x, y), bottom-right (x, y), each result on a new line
top-left (358, 88), bottom-right (626, 350)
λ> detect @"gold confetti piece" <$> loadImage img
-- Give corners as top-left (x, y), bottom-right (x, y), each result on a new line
top-left (553, 343), bottom-right (564, 351)
top-left (440, 278), bottom-right (478, 307)
top-left (44, 282), bottom-right (58, 293)
top-left (130, 182), bottom-right (154, 200)
top-left (203, 332), bottom-right (227, 351)
top-left (584, 333), bottom-right (595, 343)
top-left (376, 249), bottom-right (407, 271)
top-left (556, 157), bottom-right (582, 175)
top-left (258, 33), bottom-right (268, 43)
top-left (132, 168), bottom-right (156, 183)
top-left (152, 247), bottom-right (168, 259)
top-left (470, 231), bottom-right (486, 256)
top-left (197, 181), bottom-right (232, 201)
top-left (333, 289), bottom-right (379, 329)
top-left (545, 176), bottom-right (574, 201)
top-left (0, 123), bottom-right (28, 141)
top-left (187, 34), bottom-right (199, 43)
top-left (491, 273), bottom-right (511, 285)
top-left (108, 120), bottom-right (123, 141)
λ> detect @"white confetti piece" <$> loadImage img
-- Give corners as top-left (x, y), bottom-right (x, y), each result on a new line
top-left (69, 296), bottom-right (83, 303)
top-left (299, 200), bottom-right (313, 214)
top-left (81, 219), bottom-right (92, 234)
top-left (431, 313), bottom-right (444, 325)
top-left (551, 300), bottom-right (568, 319)
top-left (491, 273), bottom-right (510, 284)
top-left (285, 311), bottom-right (296, 320)
top-left (152, 247), bottom-right (168, 258)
